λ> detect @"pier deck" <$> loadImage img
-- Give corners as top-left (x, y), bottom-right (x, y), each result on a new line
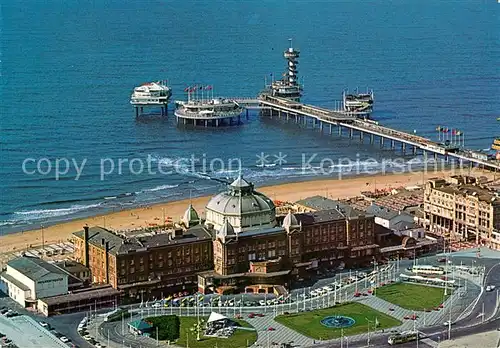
top-left (234, 94), bottom-right (499, 171)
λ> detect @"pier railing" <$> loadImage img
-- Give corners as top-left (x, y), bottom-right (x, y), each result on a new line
top-left (258, 94), bottom-right (500, 171)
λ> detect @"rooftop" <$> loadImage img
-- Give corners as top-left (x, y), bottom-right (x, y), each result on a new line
top-left (7, 255), bottom-right (67, 281)
top-left (0, 272), bottom-right (30, 291)
top-left (0, 315), bottom-right (69, 348)
top-left (296, 196), bottom-right (371, 219)
top-left (428, 176), bottom-right (500, 203)
top-left (39, 285), bottom-right (120, 306)
top-left (73, 225), bottom-right (213, 256)
top-left (295, 209), bottom-right (345, 225)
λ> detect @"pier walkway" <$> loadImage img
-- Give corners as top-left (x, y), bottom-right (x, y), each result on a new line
top-left (232, 94), bottom-right (500, 171)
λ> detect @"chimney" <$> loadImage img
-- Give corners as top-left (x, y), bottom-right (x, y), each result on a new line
top-left (83, 225), bottom-right (90, 268)
top-left (105, 241), bottom-right (110, 284)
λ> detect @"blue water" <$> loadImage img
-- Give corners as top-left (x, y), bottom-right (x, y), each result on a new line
top-left (1, 0), bottom-right (499, 233)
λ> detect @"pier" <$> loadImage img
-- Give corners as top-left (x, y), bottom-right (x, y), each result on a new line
top-left (231, 40), bottom-right (500, 172)
top-left (243, 94), bottom-right (499, 171)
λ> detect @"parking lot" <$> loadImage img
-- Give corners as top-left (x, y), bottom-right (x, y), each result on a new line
top-left (0, 294), bottom-right (90, 348)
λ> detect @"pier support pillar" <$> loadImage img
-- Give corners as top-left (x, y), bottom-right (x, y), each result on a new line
top-left (320, 121), bottom-right (323, 132)
top-left (140, 107), bottom-right (144, 114)
top-left (413, 146), bottom-right (417, 155)
top-left (246, 109), bottom-right (249, 120)
top-left (391, 139), bottom-right (395, 149)
top-left (380, 137), bottom-right (385, 148)
top-left (183, 118), bottom-right (186, 125)
top-left (329, 124), bottom-right (332, 135)
top-left (278, 110), bottom-right (281, 119)
top-left (349, 128), bottom-right (353, 139)
top-left (401, 143), bottom-right (406, 155)
top-left (205, 120), bottom-right (208, 127)
top-left (338, 126), bottom-right (342, 136)
top-left (216, 119), bottom-right (219, 127)
top-left (135, 107), bottom-right (139, 118)
top-left (286, 112), bottom-right (289, 121)
top-left (370, 134), bottom-right (374, 144)
top-left (359, 131), bottom-right (364, 142)
top-left (295, 114), bottom-right (298, 123)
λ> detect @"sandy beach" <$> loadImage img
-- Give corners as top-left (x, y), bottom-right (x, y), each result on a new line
top-left (0, 168), bottom-right (493, 255)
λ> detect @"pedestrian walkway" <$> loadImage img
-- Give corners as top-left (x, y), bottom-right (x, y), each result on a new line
top-left (248, 315), bottom-right (311, 347)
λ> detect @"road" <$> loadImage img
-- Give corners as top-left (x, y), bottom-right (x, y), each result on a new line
top-left (3, 252), bottom-right (491, 348)
top-left (315, 256), bottom-right (499, 348)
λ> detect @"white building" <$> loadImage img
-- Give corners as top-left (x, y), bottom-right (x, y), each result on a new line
top-left (0, 255), bottom-right (68, 308)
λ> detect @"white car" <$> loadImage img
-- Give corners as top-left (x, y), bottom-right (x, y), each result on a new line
top-left (259, 300), bottom-right (266, 306)
top-left (151, 302), bottom-right (161, 308)
top-left (39, 321), bottom-right (49, 328)
top-left (322, 286), bottom-right (334, 292)
top-left (59, 336), bottom-right (70, 343)
top-left (443, 321), bottom-right (455, 326)
top-left (95, 343), bottom-right (105, 348)
top-left (83, 335), bottom-right (93, 341)
top-left (486, 285), bottom-right (496, 292)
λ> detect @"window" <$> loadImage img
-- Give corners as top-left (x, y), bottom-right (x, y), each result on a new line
top-left (268, 249), bottom-right (276, 258)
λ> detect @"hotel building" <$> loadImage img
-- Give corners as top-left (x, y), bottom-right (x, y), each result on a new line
top-left (423, 176), bottom-right (500, 248)
top-left (73, 177), bottom-right (379, 299)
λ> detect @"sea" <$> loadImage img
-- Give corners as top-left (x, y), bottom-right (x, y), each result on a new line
top-left (1, 0), bottom-right (499, 234)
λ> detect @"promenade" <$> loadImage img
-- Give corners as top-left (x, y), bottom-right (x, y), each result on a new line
top-left (85, 261), bottom-right (484, 348)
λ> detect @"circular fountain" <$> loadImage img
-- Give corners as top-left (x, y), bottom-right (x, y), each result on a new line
top-left (320, 315), bottom-right (356, 328)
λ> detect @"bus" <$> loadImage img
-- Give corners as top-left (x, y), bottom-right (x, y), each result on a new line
top-left (409, 265), bottom-right (445, 275)
top-left (388, 331), bottom-right (418, 345)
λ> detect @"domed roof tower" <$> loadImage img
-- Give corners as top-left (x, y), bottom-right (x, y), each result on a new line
top-left (205, 175), bottom-right (277, 233)
top-left (282, 210), bottom-right (300, 233)
top-left (182, 204), bottom-right (200, 227)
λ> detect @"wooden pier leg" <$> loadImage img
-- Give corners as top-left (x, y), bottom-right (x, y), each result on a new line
top-left (286, 112), bottom-right (289, 121)
top-left (295, 114), bottom-right (298, 123)
top-left (370, 134), bottom-right (374, 144)
top-left (205, 120), bottom-right (208, 127)
top-left (278, 109), bottom-right (281, 119)
top-left (338, 126), bottom-right (342, 136)
top-left (402, 143), bottom-right (406, 155)
top-left (329, 124), bottom-right (332, 135)
top-left (216, 119), bottom-right (219, 127)
top-left (380, 137), bottom-right (385, 148)
top-left (319, 121), bottom-right (323, 132)
top-left (349, 128), bottom-right (353, 139)
top-left (391, 139), bottom-right (395, 149)
top-left (140, 107), bottom-right (144, 114)
top-left (359, 131), bottom-right (364, 142)
top-left (413, 146), bottom-right (417, 155)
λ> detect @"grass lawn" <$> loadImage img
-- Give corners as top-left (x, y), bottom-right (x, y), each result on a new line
top-left (274, 302), bottom-right (401, 340)
top-left (175, 317), bottom-right (257, 348)
top-left (375, 282), bottom-right (451, 311)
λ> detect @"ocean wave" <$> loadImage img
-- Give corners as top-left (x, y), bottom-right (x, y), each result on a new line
top-left (139, 184), bottom-right (179, 193)
top-left (13, 203), bottom-right (103, 221)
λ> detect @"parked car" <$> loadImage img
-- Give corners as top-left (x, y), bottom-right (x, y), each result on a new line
top-left (39, 321), bottom-right (50, 328)
top-left (59, 336), bottom-right (70, 343)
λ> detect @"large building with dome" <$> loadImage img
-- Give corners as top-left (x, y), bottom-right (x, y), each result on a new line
top-left (72, 176), bottom-right (379, 300)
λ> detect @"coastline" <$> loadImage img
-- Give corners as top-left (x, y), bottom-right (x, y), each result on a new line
top-left (0, 168), bottom-right (489, 255)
